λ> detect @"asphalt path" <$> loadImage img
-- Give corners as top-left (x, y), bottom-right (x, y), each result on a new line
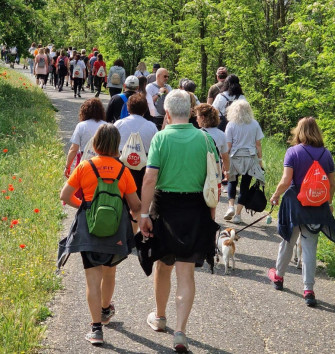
top-left (15, 64), bottom-right (335, 353)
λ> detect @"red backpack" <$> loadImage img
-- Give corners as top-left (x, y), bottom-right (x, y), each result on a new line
top-left (297, 146), bottom-right (330, 207)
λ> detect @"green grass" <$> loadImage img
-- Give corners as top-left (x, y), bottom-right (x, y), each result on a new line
top-left (263, 136), bottom-right (335, 276)
top-left (0, 67), bottom-right (66, 352)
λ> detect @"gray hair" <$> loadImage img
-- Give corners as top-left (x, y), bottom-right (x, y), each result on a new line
top-left (227, 100), bottom-right (254, 124)
top-left (164, 89), bottom-right (191, 120)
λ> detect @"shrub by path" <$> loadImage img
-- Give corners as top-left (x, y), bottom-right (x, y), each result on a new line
top-left (17, 66), bottom-right (335, 353)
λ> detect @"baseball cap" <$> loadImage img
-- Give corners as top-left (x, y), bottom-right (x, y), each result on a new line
top-left (92, 47), bottom-right (98, 51)
top-left (125, 75), bottom-right (139, 89)
top-left (216, 66), bottom-right (227, 75)
top-left (153, 63), bottom-right (160, 69)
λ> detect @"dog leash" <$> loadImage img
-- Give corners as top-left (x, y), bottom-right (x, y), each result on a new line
top-left (235, 205), bottom-right (274, 234)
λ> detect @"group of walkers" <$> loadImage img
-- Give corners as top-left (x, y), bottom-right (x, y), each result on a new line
top-left (54, 55), bottom-right (335, 352)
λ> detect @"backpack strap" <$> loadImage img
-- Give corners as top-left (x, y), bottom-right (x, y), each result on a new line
top-left (116, 163), bottom-right (126, 181)
top-left (118, 93), bottom-right (128, 103)
top-left (301, 145), bottom-right (326, 161)
top-left (201, 128), bottom-right (221, 158)
top-left (88, 159), bottom-right (100, 178)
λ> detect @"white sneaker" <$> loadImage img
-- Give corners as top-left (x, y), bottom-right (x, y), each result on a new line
top-left (222, 185), bottom-right (228, 193)
top-left (232, 214), bottom-right (242, 224)
top-left (224, 207), bottom-right (235, 220)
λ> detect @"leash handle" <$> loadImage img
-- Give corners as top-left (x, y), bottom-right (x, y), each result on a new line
top-left (236, 205), bottom-right (274, 234)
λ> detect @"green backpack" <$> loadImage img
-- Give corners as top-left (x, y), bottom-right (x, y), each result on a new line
top-left (86, 159), bottom-right (125, 237)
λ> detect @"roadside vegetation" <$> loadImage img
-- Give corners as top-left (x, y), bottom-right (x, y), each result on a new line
top-left (0, 67), bottom-right (65, 352)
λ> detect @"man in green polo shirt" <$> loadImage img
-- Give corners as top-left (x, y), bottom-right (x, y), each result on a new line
top-left (139, 89), bottom-right (219, 352)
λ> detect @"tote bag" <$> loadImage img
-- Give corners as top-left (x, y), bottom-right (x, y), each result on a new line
top-left (120, 132), bottom-right (147, 170)
top-left (202, 131), bottom-right (220, 208)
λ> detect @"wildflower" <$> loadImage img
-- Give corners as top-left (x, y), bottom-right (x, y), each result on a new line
top-left (1, 216), bottom-right (8, 221)
top-left (5, 196), bottom-right (10, 200)
top-left (19, 244), bottom-right (26, 249)
top-left (18, 178), bottom-right (22, 183)
top-left (10, 225), bottom-right (13, 228)
top-left (3, 149), bottom-right (8, 153)
top-left (8, 186), bottom-right (14, 192)
top-left (1, 190), bottom-right (6, 193)
top-left (34, 208), bottom-right (40, 213)
top-left (11, 220), bottom-right (19, 225)
top-left (8, 184), bottom-right (13, 188)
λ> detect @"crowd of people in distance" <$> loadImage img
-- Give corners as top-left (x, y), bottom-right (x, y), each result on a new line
top-left (11, 43), bottom-right (333, 351)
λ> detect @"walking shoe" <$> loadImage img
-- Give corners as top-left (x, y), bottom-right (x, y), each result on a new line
top-left (85, 329), bottom-right (103, 345)
top-left (147, 312), bottom-right (166, 332)
top-left (222, 185), bottom-right (228, 193)
top-left (74, 94), bottom-right (76, 98)
top-left (91, 89), bottom-right (94, 93)
top-left (101, 302), bottom-right (115, 325)
top-left (223, 207), bottom-right (235, 220)
top-left (66, 82), bottom-right (68, 86)
top-left (82, 87), bottom-right (85, 92)
top-left (95, 92), bottom-right (100, 97)
top-left (173, 331), bottom-right (189, 352)
top-left (304, 290), bottom-right (317, 307)
top-left (268, 268), bottom-right (284, 290)
top-left (78, 93), bottom-right (81, 98)
top-left (232, 214), bottom-right (242, 224)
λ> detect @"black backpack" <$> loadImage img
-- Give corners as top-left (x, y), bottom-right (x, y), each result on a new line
top-left (58, 57), bottom-right (67, 75)
top-left (217, 94), bottom-right (240, 132)
top-left (245, 180), bottom-right (267, 216)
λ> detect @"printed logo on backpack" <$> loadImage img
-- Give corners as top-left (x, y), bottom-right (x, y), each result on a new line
top-left (297, 147), bottom-right (330, 207)
top-left (73, 65), bottom-right (81, 78)
top-left (120, 132), bottom-right (147, 171)
top-left (85, 160), bottom-right (125, 237)
top-left (97, 65), bottom-right (105, 77)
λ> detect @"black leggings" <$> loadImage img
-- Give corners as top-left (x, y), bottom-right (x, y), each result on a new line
top-left (228, 174), bottom-right (252, 205)
top-left (73, 78), bottom-right (82, 95)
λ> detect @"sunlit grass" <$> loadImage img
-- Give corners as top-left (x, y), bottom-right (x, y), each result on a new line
top-left (0, 67), bottom-right (65, 352)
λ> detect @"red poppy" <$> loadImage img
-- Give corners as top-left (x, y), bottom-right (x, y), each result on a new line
top-left (11, 220), bottom-right (19, 225)
top-left (9, 225), bottom-right (13, 229)
top-left (18, 178), bottom-right (22, 183)
top-left (5, 196), bottom-right (10, 200)
top-left (3, 149), bottom-right (8, 153)
top-left (34, 208), bottom-right (40, 213)
top-left (8, 184), bottom-right (13, 188)
top-left (1, 216), bottom-right (8, 221)
top-left (1, 190), bottom-right (6, 193)
top-left (12, 176), bottom-right (16, 180)
top-left (19, 244), bottom-right (26, 249)
top-left (8, 187), bottom-right (14, 192)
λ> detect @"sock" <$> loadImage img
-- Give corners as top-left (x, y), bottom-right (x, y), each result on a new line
top-left (102, 306), bottom-right (110, 314)
top-left (92, 322), bottom-right (102, 332)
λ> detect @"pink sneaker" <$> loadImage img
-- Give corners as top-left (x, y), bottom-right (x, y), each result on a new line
top-left (304, 290), bottom-right (317, 307)
top-left (268, 268), bottom-right (283, 290)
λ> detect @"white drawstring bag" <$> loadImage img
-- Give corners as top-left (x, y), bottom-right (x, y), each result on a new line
top-left (81, 137), bottom-right (97, 161)
top-left (202, 131), bottom-right (220, 208)
top-left (120, 132), bottom-right (147, 170)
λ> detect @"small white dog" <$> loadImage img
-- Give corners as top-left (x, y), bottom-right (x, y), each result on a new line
top-left (216, 228), bottom-right (240, 274)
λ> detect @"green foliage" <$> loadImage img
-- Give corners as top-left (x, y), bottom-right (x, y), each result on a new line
top-left (0, 67), bottom-right (65, 352)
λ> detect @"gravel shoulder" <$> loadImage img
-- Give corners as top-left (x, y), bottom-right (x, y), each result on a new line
top-left (17, 66), bottom-right (335, 354)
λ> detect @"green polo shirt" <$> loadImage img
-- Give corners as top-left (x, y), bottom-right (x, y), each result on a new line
top-left (147, 123), bottom-right (218, 192)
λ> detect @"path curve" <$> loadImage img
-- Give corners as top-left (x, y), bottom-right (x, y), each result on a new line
top-left (16, 65), bottom-right (335, 353)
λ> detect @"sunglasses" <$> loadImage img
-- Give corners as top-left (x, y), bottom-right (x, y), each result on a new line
top-left (164, 75), bottom-right (169, 78)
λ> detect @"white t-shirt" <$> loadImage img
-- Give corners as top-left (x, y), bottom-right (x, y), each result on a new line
top-left (70, 119), bottom-right (106, 151)
top-left (70, 59), bottom-right (86, 79)
top-left (114, 114), bottom-right (158, 153)
top-left (146, 82), bottom-right (172, 117)
top-left (212, 92), bottom-right (247, 117)
top-left (202, 127), bottom-right (228, 154)
top-left (225, 119), bottom-right (264, 156)
top-left (134, 70), bottom-right (150, 77)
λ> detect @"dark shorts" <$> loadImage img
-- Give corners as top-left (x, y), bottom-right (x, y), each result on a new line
top-left (160, 252), bottom-right (205, 266)
top-left (81, 251), bottom-right (119, 269)
top-left (36, 74), bottom-right (46, 80)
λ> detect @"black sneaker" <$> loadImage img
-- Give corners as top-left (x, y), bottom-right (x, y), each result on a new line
top-left (78, 93), bottom-right (81, 98)
top-left (304, 291), bottom-right (317, 307)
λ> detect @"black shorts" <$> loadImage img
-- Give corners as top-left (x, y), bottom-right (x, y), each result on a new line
top-left (36, 74), bottom-right (46, 80)
top-left (160, 252), bottom-right (205, 266)
top-left (81, 251), bottom-right (115, 269)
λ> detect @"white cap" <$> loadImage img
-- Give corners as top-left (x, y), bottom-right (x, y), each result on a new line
top-left (125, 75), bottom-right (139, 89)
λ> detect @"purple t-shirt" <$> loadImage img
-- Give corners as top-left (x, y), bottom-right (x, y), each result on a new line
top-left (284, 144), bottom-right (334, 186)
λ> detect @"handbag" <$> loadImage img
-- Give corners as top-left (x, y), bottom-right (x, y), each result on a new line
top-left (120, 132), bottom-right (147, 171)
top-left (201, 131), bottom-right (220, 208)
top-left (245, 180), bottom-right (267, 215)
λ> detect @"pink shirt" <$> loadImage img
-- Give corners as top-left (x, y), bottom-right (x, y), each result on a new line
top-left (35, 54), bottom-right (48, 75)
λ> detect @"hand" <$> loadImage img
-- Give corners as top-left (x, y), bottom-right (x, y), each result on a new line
top-left (64, 167), bottom-right (71, 178)
top-left (270, 194), bottom-right (280, 206)
top-left (159, 87), bottom-right (166, 94)
top-left (139, 217), bottom-right (154, 237)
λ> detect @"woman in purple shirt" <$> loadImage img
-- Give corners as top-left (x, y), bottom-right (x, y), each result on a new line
top-left (268, 117), bottom-right (335, 307)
